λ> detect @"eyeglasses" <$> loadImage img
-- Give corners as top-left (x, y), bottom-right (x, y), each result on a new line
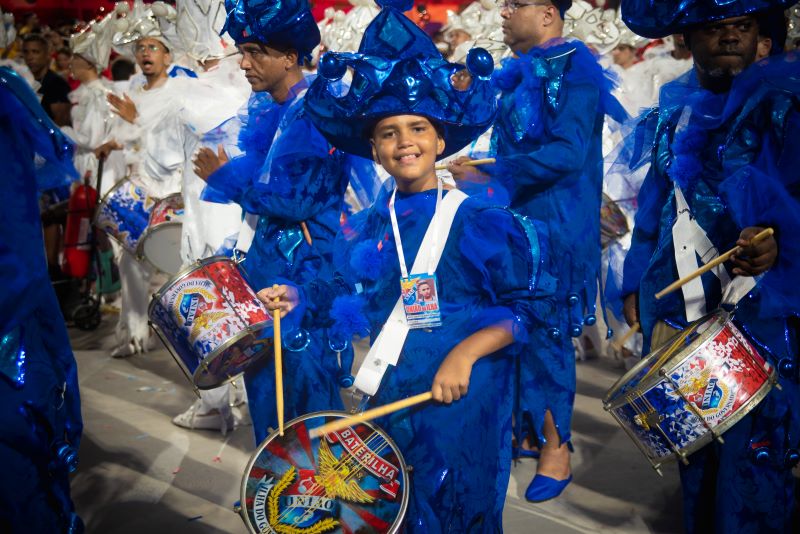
top-left (497, 1), bottom-right (553, 13)
top-left (134, 44), bottom-right (164, 54)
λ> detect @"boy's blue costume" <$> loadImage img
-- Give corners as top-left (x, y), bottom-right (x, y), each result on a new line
top-left (620, 1), bottom-right (800, 531)
top-left (300, 2), bottom-right (545, 530)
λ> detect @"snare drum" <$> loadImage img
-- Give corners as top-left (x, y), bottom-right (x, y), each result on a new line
top-left (138, 193), bottom-right (184, 274)
top-left (604, 310), bottom-right (776, 472)
top-left (95, 178), bottom-right (155, 254)
top-left (148, 256), bottom-right (273, 389)
top-left (237, 412), bottom-right (409, 534)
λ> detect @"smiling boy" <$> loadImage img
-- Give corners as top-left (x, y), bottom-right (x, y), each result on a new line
top-left (261, 2), bottom-right (546, 530)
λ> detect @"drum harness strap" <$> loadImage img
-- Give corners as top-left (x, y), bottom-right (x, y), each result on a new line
top-left (672, 185), bottom-right (756, 322)
top-left (353, 184), bottom-right (468, 399)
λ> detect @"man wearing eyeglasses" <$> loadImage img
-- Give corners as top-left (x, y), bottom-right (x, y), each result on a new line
top-left (449, 0), bottom-right (627, 503)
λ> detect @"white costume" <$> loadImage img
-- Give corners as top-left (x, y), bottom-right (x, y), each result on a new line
top-left (107, 0), bottom-right (188, 354)
top-left (167, 0), bottom-right (252, 432)
top-left (63, 13), bottom-right (127, 195)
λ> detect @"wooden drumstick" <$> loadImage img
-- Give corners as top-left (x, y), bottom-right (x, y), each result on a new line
top-left (309, 391), bottom-right (433, 439)
top-left (272, 284), bottom-right (285, 436)
top-left (434, 157), bottom-right (496, 171)
top-left (655, 228), bottom-right (774, 300)
top-left (300, 221), bottom-right (313, 246)
top-left (613, 322), bottom-right (640, 351)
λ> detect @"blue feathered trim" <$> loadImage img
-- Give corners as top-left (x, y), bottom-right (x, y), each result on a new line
top-left (330, 294), bottom-right (370, 340)
top-left (493, 39), bottom-right (627, 143)
top-left (350, 238), bottom-right (395, 281)
top-left (667, 126), bottom-right (707, 190)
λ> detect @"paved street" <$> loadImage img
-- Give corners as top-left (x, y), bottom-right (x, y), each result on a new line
top-left (70, 317), bottom-right (684, 534)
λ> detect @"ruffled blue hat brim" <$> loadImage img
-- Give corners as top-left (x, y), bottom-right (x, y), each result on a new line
top-left (222, 0), bottom-right (320, 59)
top-left (304, 8), bottom-right (497, 160)
top-left (622, 0), bottom-right (795, 41)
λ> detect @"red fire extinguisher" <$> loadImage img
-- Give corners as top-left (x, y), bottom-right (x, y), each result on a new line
top-left (61, 171), bottom-right (98, 278)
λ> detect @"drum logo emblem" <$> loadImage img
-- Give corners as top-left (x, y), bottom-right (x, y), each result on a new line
top-left (701, 378), bottom-right (722, 410)
top-left (693, 376), bottom-right (734, 422)
top-left (180, 294), bottom-right (201, 326)
top-left (251, 426), bottom-right (401, 533)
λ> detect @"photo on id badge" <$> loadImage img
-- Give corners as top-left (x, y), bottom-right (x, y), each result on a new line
top-left (401, 274), bottom-right (442, 328)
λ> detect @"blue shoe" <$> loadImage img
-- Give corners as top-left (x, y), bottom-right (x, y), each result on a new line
top-left (524, 474), bottom-right (573, 503)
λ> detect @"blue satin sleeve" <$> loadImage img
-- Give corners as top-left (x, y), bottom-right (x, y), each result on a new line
top-left (491, 83), bottom-right (601, 188)
top-left (228, 116), bottom-right (342, 220)
top-left (202, 151), bottom-right (262, 205)
top-left (457, 206), bottom-right (540, 344)
top-left (717, 112), bottom-right (800, 319)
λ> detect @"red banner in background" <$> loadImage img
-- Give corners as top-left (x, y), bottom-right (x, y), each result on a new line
top-left (3, 0), bottom-right (610, 30)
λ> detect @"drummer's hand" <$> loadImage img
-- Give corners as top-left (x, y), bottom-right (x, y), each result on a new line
top-left (731, 226), bottom-right (777, 276)
top-left (257, 284), bottom-right (299, 318)
top-left (623, 293), bottom-right (639, 327)
top-left (431, 351), bottom-right (476, 404)
top-left (447, 156), bottom-right (489, 184)
top-left (94, 140), bottom-right (121, 160)
top-left (193, 145), bottom-right (229, 181)
top-left (108, 92), bottom-right (137, 124)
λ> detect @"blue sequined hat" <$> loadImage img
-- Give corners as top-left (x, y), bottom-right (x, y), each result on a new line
top-left (622, 0), bottom-right (795, 42)
top-left (222, 0), bottom-right (320, 61)
top-left (304, 0), bottom-right (497, 160)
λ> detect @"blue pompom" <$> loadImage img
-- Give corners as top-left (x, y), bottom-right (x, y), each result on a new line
top-left (375, 0), bottom-right (414, 12)
top-left (350, 239), bottom-right (393, 281)
top-left (319, 53), bottom-right (347, 81)
top-left (466, 48), bottom-right (494, 80)
top-left (330, 294), bottom-right (370, 340)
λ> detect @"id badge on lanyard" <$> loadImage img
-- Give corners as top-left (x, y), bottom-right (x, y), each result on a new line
top-left (389, 180), bottom-right (444, 329)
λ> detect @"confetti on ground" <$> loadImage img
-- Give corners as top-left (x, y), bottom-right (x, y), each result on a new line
top-left (172, 467), bottom-right (181, 475)
top-left (110, 370), bottom-right (139, 381)
top-left (187, 516), bottom-right (203, 522)
top-left (133, 433), bottom-right (149, 440)
top-left (136, 386), bottom-right (158, 392)
top-left (212, 436), bottom-right (230, 463)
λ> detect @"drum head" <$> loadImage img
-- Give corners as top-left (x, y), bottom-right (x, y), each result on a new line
top-left (604, 313), bottom-right (725, 407)
top-left (193, 324), bottom-right (273, 389)
top-left (140, 223), bottom-right (183, 274)
top-left (240, 412), bottom-right (409, 534)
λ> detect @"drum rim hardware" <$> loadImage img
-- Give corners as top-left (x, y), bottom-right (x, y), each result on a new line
top-left (136, 192), bottom-right (185, 274)
top-left (603, 310), bottom-right (777, 474)
top-left (148, 255), bottom-right (274, 390)
top-left (238, 410), bottom-right (410, 534)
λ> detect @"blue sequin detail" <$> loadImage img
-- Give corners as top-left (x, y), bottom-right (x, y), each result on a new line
top-left (0, 326), bottom-right (26, 387)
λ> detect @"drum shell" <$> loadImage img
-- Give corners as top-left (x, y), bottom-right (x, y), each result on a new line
top-left (137, 193), bottom-right (184, 274)
top-left (239, 411), bottom-right (409, 534)
top-left (604, 311), bottom-right (776, 463)
top-left (94, 178), bottom-right (154, 255)
top-left (148, 256), bottom-right (273, 389)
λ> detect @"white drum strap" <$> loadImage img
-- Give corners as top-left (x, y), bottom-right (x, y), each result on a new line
top-left (353, 188), bottom-right (468, 396)
top-left (235, 213), bottom-right (258, 254)
top-left (672, 185), bottom-right (754, 321)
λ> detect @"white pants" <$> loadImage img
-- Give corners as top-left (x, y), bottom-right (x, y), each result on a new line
top-left (196, 377), bottom-right (247, 414)
top-left (116, 251), bottom-right (153, 346)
